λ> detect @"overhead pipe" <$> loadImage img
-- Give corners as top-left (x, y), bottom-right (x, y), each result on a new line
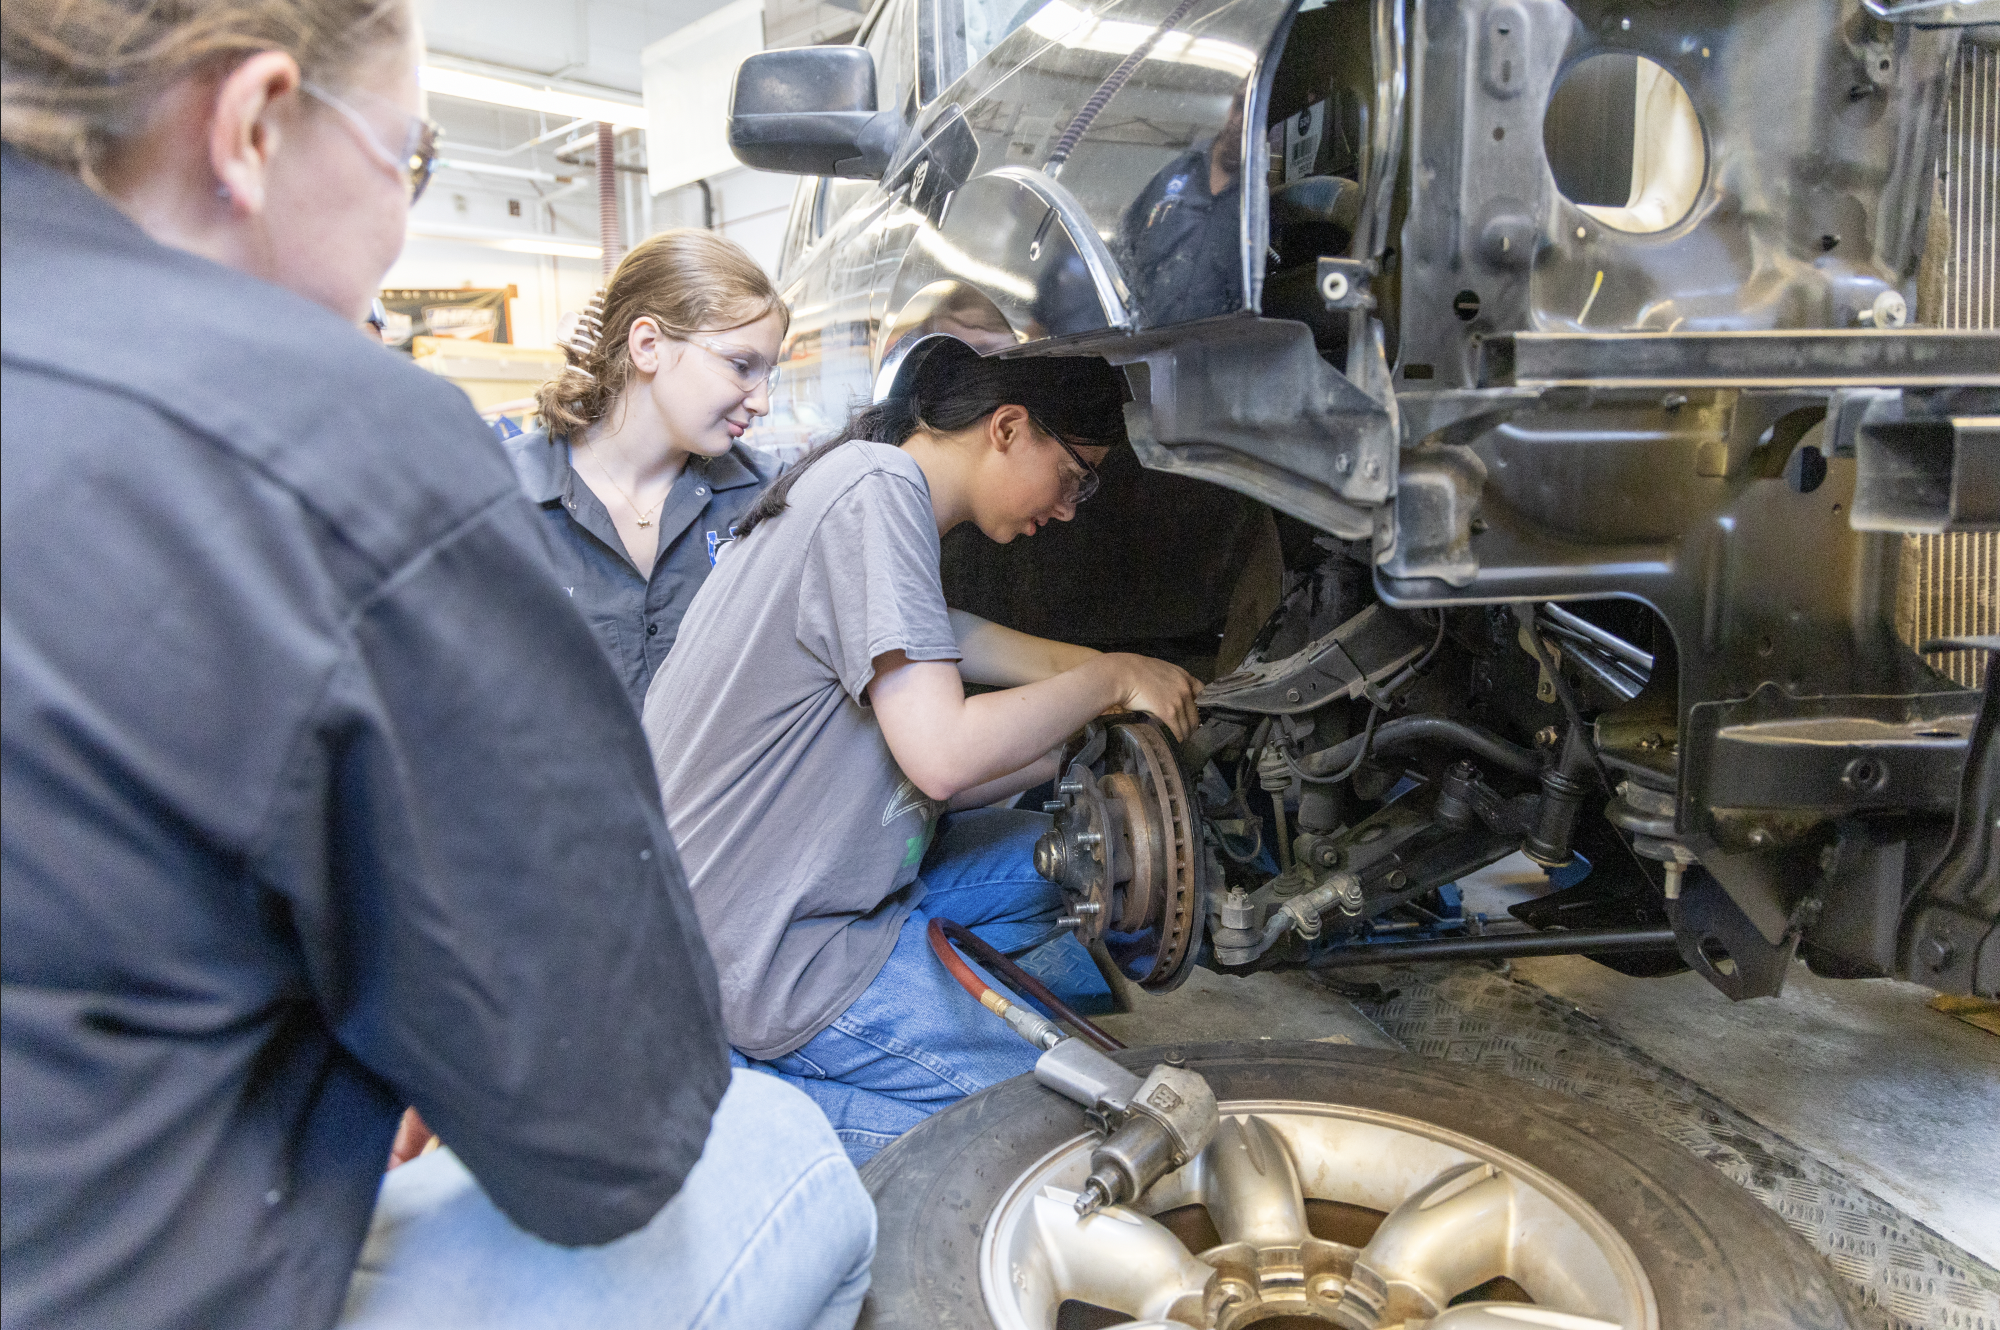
top-left (596, 121), bottom-right (623, 279)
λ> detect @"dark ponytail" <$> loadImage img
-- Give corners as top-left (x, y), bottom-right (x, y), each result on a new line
top-left (736, 340), bottom-right (1128, 539)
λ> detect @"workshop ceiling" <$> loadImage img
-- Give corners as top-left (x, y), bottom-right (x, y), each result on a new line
top-left (419, 0), bottom-right (733, 94)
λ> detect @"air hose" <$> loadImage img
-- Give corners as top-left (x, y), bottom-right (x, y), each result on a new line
top-left (925, 917), bottom-right (1123, 1052)
top-left (929, 916), bottom-right (1217, 1217)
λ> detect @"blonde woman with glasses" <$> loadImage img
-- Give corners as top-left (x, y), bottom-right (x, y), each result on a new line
top-left (515, 231), bottom-right (788, 714)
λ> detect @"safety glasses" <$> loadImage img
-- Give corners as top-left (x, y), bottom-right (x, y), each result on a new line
top-left (301, 82), bottom-right (441, 203)
top-left (1030, 414), bottom-right (1101, 505)
top-left (688, 334), bottom-right (782, 396)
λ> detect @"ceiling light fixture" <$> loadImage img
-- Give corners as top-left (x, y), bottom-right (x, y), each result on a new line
top-left (407, 220), bottom-right (603, 260)
top-left (420, 66), bottom-right (647, 130)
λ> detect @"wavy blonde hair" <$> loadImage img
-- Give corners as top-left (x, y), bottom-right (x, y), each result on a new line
top-left (535, 228), bottom-right (789, 437)
top-left (2, 0), bottom-right (409, 190)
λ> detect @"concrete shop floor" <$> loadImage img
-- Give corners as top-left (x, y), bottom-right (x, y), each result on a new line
top-left (1091, 859), bottom-right (2000, 1327)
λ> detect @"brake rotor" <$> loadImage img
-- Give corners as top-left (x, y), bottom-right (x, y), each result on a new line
top-left (1033, 717), bottom-right (1205, 990)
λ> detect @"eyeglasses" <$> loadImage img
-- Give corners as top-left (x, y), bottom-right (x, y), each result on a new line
top-left (687, 334), bottom-right (781, 396)
top-left (301, 82), bottom-right (441, 203)
top-left (1031, 415), bottom-right (1101, 505)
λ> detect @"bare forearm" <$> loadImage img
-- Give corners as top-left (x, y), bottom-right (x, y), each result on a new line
top-left (949, 609), bottom-right (1100, 687)
top-left (874, 655), bottom-right (1123, 800)
top-left (873, 650), bottom-right (1199, 802)
top-left (946, 749), bottom-right (1061, 811)
top-left (942, 662), bottom-right (1121, 792)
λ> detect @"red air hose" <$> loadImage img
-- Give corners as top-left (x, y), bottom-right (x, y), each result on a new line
top-left (926, 917), bottom-right (1123, 1052)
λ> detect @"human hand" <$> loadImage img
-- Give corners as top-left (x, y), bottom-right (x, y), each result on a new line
top-left (387, 1107), bottom-right (435, 1170)
top-left (1103, 653), bottom-right (1201, 739)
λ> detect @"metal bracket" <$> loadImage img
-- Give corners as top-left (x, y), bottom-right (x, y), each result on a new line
top-left (1202, 604), bottom-right (1431, 715)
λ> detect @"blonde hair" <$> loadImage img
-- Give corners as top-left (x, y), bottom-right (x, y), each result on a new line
top-left (2, 0), bottom-right (410, 190)
top-left (536, 228), bottom-right (790, 437)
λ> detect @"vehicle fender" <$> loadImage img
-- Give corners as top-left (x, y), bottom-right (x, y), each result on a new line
top-left (878, 166), bottom-right (1132, 379)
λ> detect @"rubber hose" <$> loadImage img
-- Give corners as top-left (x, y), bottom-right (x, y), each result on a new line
top-left (927, 918), bottom-right (1124, 1052)
top-left (1296, 716), bottom-right (1542, 780)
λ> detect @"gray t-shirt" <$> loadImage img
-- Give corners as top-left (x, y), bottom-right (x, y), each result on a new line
top-left (641, 442), bottom-right (961, 1058)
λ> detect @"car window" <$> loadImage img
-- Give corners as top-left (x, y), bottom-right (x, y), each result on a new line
top-left (778, 180), bottom-right (820, 274)
top-left (937, 0), bottom-right (1033, 86)
top-left (817, 177), bottom-right (878, 236)
top-left (864, 0), bottom-right (918, 119)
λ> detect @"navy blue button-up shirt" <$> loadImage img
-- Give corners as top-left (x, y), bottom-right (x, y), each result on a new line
top-left (503, 430), bottom-right (774, 714)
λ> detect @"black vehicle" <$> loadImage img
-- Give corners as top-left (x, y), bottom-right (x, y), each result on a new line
top-left (727, 1), bottom-right (1998, 1324)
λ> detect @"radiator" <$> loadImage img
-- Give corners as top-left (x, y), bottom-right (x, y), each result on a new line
top-left (1900, 38), bottom-right (1997, 691)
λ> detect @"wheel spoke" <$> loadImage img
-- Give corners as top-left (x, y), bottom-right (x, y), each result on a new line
top-left (1421, 1303), bottom-right (1623, 1330)
top-left (1339, 1161), bottom-right (1516, 1323)
top-left (1031, 1186), bottom-right (1216, 1323)
top-left (1199, 1114), bottom-right (1309, 1250)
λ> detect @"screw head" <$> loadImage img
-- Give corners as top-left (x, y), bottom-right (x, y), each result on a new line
top-left (1286, 687), bottom-right (1302, 703)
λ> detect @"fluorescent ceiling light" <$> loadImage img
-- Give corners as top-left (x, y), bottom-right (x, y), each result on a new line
top-left (436, 158), bottom-right (564, 183)
top-left (407, 221), bottom-right (602, 259)
top-left (421, 66), bottom-right (647, 129)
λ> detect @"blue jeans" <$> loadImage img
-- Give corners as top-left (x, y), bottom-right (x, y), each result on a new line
top-left (741, 807), bottom-right (1064, 1165)
top-left (338, 1069), bottom-right (875, 1330)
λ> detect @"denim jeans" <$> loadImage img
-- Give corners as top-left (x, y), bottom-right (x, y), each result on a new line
top-left (740, 807), bottom-right (1064, 1165)
top-left (338, 1069), bottom-right (875, 1330)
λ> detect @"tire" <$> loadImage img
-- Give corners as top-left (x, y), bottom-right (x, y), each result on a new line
top-left (856, 1041), bottom-right (1857, 1330)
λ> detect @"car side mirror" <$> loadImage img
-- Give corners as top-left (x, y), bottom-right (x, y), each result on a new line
top-left (728, 47), bottom-right (901, 179)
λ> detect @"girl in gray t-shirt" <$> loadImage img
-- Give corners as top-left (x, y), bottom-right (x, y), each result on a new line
top-left (642, 341), bottom-right (1200, 1163)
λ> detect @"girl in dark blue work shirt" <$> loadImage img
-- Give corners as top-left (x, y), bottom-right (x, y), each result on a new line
top-left (506, 229), bottom-right (786, 712)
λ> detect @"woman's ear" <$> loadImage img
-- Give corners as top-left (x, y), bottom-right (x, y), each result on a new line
top-left (209, 51), bottom-right (303, 216)
top-left (988, 403), bottom-right (1033, 454)
top-left (627, 317), bottom-right (667, 375)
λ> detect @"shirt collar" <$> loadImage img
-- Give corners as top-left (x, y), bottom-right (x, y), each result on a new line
top-left (698, 446), bottom-right (765, 492)
top-left (502, 427), bottom-right (569, 504)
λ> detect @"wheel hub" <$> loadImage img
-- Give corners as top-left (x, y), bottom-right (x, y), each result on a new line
top-left (978, 1100), bottom-right (1658, 1330)
top-left (1034, 718), bottom-right (1207, 989)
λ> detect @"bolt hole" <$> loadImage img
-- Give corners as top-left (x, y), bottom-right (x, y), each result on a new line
top-left (1756, 635), bottom-right (1774, 657)
top-left (1842, 757), bottom-right (1888, 792)
top-left (1492, 125), bottom-right (1506, 140)
top-left (1786, 444), bottom-right (1827, 494)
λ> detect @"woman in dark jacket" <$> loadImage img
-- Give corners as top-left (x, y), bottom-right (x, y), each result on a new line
top-left (0, 3), bottom-right (868, 1328)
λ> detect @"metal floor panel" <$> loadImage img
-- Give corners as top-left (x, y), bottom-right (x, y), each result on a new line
top-left (1348, 964), bottom-right (2000, 1330)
